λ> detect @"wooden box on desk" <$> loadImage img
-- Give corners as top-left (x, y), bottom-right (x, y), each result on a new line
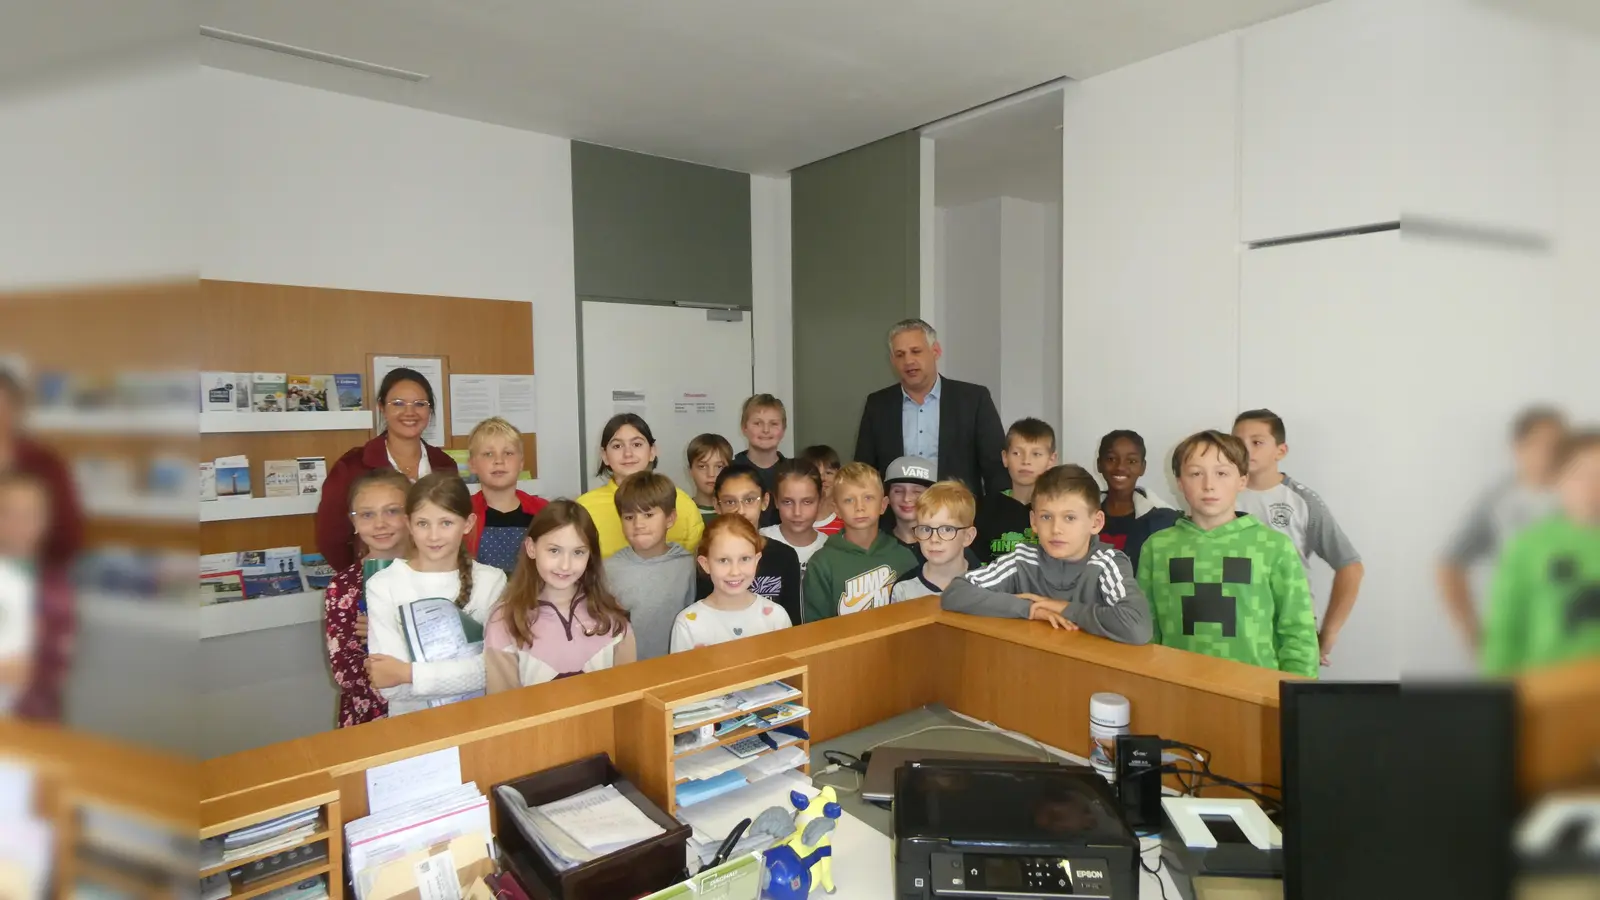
top-left (637, 657), bottom-right (811, 816)
top-left (492, 753), bottom-right (689, 900)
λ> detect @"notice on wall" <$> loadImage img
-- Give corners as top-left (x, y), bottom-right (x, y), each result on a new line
top-left (450, 374), bottom-right (537, 435)
top-left (673, 391), bottom-right (716, 416)
top-left (612, 390), bottom-right (648, 419)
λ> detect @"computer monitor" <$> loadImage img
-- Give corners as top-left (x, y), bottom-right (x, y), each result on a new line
top-left (1281, 680), bottom-right (1516, 900)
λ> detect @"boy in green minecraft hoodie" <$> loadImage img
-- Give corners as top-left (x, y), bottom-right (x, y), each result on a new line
top-left (1483, 429), bottom-right (1600, 676)
top-left (1136, 430), bottom-right (1319, 677)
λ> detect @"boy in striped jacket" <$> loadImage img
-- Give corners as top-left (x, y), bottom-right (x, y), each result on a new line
top-left (941, 464), bottom-right (1152, 645)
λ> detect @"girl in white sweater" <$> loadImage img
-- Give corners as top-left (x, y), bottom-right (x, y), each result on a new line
top-left (364, 473), bottom-right (506, 716)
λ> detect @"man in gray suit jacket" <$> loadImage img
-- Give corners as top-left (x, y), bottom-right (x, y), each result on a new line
top-left (853, 319), bottom-right (1010, 496)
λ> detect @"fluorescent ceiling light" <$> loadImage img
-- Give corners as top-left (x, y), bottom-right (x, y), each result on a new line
top-left (199, 26), bottom-right (429, 82)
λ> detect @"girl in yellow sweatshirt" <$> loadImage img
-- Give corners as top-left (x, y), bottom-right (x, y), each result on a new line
top-left (577, 414), bottom-right (704, 557)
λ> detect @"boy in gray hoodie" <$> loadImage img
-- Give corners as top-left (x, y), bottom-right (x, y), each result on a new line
top-left (603, 472), bottom-right (698, 660)
top-left (942, 464), bottom-right (1152, 645)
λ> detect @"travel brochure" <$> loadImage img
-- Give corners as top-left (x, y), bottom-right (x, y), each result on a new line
top-left (200, 547), bottom-right (333, 603)
top-left (201, 456), bottom-right (325, 502)
top-left (199, 371), bottom-right (363, 414)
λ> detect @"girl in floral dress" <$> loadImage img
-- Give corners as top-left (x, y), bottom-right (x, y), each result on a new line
top-left (324, 469), bottom-right (411, 727)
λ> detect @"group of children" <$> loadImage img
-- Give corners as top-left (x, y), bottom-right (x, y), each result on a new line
top-left (324, 391), bottom-right (1600, 728)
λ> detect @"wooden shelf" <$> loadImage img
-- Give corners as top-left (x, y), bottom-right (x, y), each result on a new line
top-left (229, 862), bottom-right (330, 900)
top-left (651, 659), bottom-right (810, 816)
top-left (201, 494), bottom-right (321, 522)
top-left (199, 820), bottom-right (330, 879)
top-left (674, 713), bottom-right (808, 756)
top-left (201, 411), bottom-right (371, 433)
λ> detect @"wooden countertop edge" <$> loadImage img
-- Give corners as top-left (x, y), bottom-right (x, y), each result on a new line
top-left (199, 772), bottom-right (340, 838)
top-left (931, 610), bottom-right (1293, 707)
top-left (202, 597), bottom-right (1304, 801)
top-left (202, 600), bottom-right (945, 800)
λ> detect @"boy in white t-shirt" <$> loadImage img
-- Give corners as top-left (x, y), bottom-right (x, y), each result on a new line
top-left (1232, 409), bottom-right (1364, 667)
top-left (671, 515), bottom-right (792, 652)
top-left (760, 459), bottom-right (828, 577)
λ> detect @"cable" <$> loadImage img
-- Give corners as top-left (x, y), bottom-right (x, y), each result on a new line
top-left (1155, 763), bottom-right (1283, 815)
top-left (863, 724), bottom-right (1057, 763)
top-left (1138, 840), bottom-right (1170, 900)
top-left (812, 762), bottom-right (862, 795)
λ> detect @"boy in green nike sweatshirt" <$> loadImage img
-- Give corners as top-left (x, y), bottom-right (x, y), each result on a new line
top-left (803, 462), bottom-right (917, 622)
top-left (1136, 431), bottom-right (1319, 678)
top-left (1483, 430), bottom-right (1600, 676)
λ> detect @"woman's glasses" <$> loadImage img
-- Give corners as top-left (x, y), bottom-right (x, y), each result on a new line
top-left (911, 524), bottom-right (964, 541)
top-left (385, 399), bottom-right (432, 410)
top-left (717, 496), bottom-right (763, 511)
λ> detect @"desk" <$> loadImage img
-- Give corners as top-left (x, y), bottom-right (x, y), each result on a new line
top-left (197, 599), bottom-right (1597, 899)
top-left (810, 704), bottom-right (1191, 900)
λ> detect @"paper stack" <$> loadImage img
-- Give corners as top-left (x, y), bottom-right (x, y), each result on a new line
top-left (345, 783), bottom-right (492, 900)
top-left (671, 681), bottom-right (801, 737)
top-left (678, 768), bottom-right (816, 868)
top-left (675, 745), bottom-right (810, 809)
top-left (205, 808), bottom-right (319, 868)
top-left (495, 783), bottom-right (665, 872)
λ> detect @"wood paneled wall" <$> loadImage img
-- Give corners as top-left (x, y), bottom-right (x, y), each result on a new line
top-left (198, 280), bottom-right (539, 554)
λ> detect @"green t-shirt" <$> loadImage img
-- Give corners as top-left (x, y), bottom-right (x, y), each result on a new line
top-left (1482, 515), bottom-right (1600, 676)
top-left (1136, 514), bottom-right (1319, 677)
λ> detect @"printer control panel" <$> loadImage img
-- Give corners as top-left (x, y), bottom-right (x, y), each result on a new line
top-left (927, 851), bottom-right (1111, 897)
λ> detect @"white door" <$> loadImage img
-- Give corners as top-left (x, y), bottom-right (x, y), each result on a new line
top-left (580, 301), bottom-right (754, 491)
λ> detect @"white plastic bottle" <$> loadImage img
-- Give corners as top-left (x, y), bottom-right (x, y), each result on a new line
top-left (1089, 692), bottom-right (1131, 782)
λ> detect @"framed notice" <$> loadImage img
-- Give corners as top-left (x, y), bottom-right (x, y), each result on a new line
top-left (369, 354), bottom-right (450, 448)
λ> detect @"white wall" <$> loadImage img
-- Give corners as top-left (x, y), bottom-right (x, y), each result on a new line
top-left (0, 62), bottom-right (194, 288)
top-left (203, 67), bottom-right (583, 498)
top-left (1063, 0), bottom-right (1599, 680)
top-left (936, 196), bottom-right (1063, 440)
top-left (750, 173), bottom-right (797, 456)
top-left (938, 199), bottom-right (1004, 396)
top-left (997, 198), bottom-right (1062, 434)
top-left (1552, 32), bottom-right (1600, 422)
top-left (1060, 32), bottom-right (1241, 491)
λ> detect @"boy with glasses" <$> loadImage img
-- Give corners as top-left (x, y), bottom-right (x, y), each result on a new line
top-left (942, 465), bottom-right (1151, 645)
top-left (890, 481), bottom-right (979, 602)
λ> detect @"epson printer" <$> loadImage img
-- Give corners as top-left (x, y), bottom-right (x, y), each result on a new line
top-left (892, 760), bottom-right (1139, 899)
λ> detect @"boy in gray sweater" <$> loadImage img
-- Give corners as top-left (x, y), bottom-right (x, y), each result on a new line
top-left (942, 464), bottom-right (1151, 645)
top-left (603, 472), bottom-right (698, 660)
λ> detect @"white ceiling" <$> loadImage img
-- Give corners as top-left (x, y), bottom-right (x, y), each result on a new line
top-left (199, 0), bottom-right (1327, 174)
top-left (934, 89), bottom-right (1064, 207)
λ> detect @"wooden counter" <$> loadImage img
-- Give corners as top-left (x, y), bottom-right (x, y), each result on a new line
top-left (202, 599), bottom-right (1294, 822)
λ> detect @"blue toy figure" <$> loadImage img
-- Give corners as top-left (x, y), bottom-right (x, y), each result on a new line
top-left (760, 787), bottom-right (842, 899)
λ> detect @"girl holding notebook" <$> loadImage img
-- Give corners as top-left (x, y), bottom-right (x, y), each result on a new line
top-left (364, 473), bottom-right (506, 717)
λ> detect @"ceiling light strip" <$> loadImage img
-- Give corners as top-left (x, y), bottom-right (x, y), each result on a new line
top-left (199, 26), bottom-right (429, 82)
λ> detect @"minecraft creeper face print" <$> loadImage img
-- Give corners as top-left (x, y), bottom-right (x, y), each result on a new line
top-left (1170, 556), bottom-right (1252, 637)
top-left (1552, 555), bottom-right (1600, 629)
